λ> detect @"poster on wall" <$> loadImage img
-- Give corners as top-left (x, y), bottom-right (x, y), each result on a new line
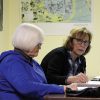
top-left (21, 0), bottom-right (92, 35)
top-left (0, 0), bottom-right (3, 31)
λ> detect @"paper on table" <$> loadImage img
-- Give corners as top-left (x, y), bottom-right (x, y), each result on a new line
top-left (77, 80), bottom-right (100, 91)
top-left (94, 76), bottom-right (100, 78)
top-left (78, 87), bottom-right (88, 91)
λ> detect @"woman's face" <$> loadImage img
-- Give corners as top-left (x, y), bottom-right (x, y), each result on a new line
top-left (72, 35), bottom-right (90, 56)
top-left (27, 43), bottom-right (42, 58)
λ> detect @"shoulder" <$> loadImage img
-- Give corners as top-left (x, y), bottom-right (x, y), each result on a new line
top-left (42, 47), bottom-right (70, 62)
top-left (49, 47), bottom-right (68, 55)
top-left (0, 50), bottom-right (26, 66)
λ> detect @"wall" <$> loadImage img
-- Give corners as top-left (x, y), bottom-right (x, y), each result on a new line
top-left (0, 0), bottom-right (9, 52)
top-left (0, 0), bottom-right (100, 79)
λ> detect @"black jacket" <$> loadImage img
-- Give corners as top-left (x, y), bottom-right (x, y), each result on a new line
top-left (41, 47), bottom-right (86, 85)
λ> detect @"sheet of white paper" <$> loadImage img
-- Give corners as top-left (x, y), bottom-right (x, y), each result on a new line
top-left (77, 79), bottom-right (100, 91)
top-left (87, 80), bottom-right (100, 85)
top-left (78, 87), bottom-right (88, 91)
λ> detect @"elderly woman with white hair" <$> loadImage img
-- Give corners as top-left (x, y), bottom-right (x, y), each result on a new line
top-left (0, 23), bottom-right (77, 100)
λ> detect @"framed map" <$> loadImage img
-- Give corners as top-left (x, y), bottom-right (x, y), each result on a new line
top-left (21, 0), bottom-right (92, 35)
top-left (21, 0), bottom-right (91, 23)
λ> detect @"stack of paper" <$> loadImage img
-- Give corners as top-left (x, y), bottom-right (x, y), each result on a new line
top-left (77, 76), bottom-right (100, 91)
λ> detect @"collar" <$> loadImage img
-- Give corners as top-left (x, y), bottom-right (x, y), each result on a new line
top-left (14, 48), bottom-right (32, 63)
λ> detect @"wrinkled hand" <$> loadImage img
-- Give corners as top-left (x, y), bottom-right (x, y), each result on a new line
top-left (67, 73), bottom-right (88, 84)
top-left (66, 83), bottom-right (78, 90)
top-left (63, 83), bottom-right (78, 92)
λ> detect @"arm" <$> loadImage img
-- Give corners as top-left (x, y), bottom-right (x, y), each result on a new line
top-left (1, 59), bottom-right (64, 98)
top-left (46, 52), bottom-right (67, 85)
top-left (66, 73), bottom-right (88, 84)
top-left (66, 56), bottom-right (88, 84)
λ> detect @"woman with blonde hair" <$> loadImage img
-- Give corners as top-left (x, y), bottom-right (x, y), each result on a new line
top-left (41, 27), bottom-right (92, 85)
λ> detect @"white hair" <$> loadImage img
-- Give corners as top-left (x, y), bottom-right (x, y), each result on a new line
top-left (12, 23), bottom-right (44, 51)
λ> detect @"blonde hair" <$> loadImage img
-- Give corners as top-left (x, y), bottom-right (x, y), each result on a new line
top-left (12, 23), bottom-right (44, 51)
top-left (63, 27), bottom-right (92, 55)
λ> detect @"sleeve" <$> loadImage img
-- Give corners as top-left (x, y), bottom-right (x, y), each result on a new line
top-left (46, 52), bottom-right (67, 85)
top-left (1, 59), bottom-right (64, 98)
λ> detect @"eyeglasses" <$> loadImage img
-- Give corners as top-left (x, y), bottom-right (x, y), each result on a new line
top-left (73, 38), bottom-right (90, 46)
top-left (36, 43), bottom-right (42, 49)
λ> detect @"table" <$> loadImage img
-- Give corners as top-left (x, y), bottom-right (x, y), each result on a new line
top-left (44, 94), bottom-right (100, 100)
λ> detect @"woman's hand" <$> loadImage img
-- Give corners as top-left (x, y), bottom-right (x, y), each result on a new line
top-left (66, 73), bottom-right (88, 84)
top-left (64, 83), bottom-right (78, 92)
